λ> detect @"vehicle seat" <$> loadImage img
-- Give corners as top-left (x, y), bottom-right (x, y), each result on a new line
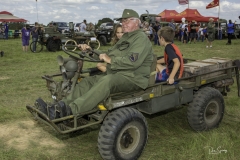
top-left (148, 54), bottom-right (157, 86)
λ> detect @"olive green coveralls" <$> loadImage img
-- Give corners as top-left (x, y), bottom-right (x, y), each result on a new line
top-left (62, 29), bottom-right (153, 114)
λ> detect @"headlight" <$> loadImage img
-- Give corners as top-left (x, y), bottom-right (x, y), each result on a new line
top-left (108, 32), bottom-right (110, 34)
top-left (45, 34), bottom-right (49, 38)
top-left (60, 66), bottom-right (66, 73)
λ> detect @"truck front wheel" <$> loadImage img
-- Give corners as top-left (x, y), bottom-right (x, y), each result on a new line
top-left (98, 107), bottom-right (148, 160)
top-left (99, 35), bottom-right (107, 46)
top-left (187, 87), bottom-right (225, 131)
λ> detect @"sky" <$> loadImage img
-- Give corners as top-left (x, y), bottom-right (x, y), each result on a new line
top-left (1, 0), bottom-right (240, 25)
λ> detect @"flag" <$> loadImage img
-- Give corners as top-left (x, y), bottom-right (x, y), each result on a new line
top-left (178, 0), bottom-right (189, 5)
top-left (206, 0), bottom-right (219, 9)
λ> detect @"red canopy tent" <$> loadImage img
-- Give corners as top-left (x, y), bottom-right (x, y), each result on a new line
top-left (164, 9), bottom-right (218, 22)
top-left (0, 11), bottom-right (27, 22)
top-left (158, 10), bottom-right (179, 19)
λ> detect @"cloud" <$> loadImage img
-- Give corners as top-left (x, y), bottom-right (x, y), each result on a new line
top-left (87, 6), bottom-right (100, 10)
top-left (0, 0), bottom-right (239, 25)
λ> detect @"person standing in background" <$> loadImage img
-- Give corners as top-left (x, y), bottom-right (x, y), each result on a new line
top-left (21, 24), bottom-right (31, 52)
top-left (206, 18), bottom-right (215, 48)
top-left (153, 22), bottom-right (161, 45)
top-left (79, 19), bottom-right (87, 32)
top-left (218, 25), bottom-right (222, 40)
top-left (4, 21), bottom-right (9, 40)
top-left (226, 20), bottom-right (235, 45)
top-left (31, 22), bottom-right (39, 52)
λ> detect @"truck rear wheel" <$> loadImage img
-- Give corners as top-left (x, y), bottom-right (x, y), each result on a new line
top-left (187, 87), bottom-right (224, 131)
top-left (98, 107), bottom-right (148, 160)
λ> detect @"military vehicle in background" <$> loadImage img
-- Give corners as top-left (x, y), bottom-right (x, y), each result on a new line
top-left (95, 22), bottom-right (114, 46)
top-left (140, 10), bottom-right (161, 25)
top-left (64, 22), bottom-right (100, 50)
top-left (30, 25), bottom-right (68, 52)
top-left (234, 19), bottom-right (240, 38)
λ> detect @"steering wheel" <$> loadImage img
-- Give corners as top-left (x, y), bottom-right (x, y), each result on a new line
top-left (62, 45), bottom-right (104, 63)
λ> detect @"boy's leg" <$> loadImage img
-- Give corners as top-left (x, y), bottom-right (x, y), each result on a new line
top-left (155, 68), bottom-right (168, 83)
top-left (156, 63), bottom-right (165, 73)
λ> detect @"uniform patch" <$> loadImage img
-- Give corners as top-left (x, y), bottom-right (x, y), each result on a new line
top-left (129, 53), bottom-right (139, 62)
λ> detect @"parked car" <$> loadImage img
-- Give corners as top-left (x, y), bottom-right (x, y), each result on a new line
top-left (74, 23), bottom-right (81, 32)
top-left (99, 22), bottom-right (113, 30)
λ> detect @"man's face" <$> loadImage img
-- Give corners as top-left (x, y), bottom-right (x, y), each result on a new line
top-left (121, 17), bottom-right (138, 33)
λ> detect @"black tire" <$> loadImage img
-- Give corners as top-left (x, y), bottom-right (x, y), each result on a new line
top-left (187, 87), bottom-right (225, 131)
top-left (99, 35), bottom-right (107, 46)
top-left (30, 41), bottom-right (43, 53)
top-left (98, 107), bottom-right (148, 160)
top-left (34, 98), bottom-right (47, 120)
top-left (55, 39), bottom-right (62, 51)
top-left (47, 38), bottom-right (58, 52)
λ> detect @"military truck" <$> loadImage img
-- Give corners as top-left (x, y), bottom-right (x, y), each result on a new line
top-left (26, 47), bottom-right (240, 160)
top-left (30, 25), bottom-right (68, 52)
top-left (140, 10), bottom-right (161, 25)
top-left (234, 19), bottom-right (240, 38)
top-left (94, 21), bottom-right (115, 46)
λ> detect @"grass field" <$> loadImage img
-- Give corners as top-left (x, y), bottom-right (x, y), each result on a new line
top-left (0, 37), bottom-right (240, 160)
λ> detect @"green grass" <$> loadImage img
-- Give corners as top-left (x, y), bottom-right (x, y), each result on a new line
top-left (0, 38), bottom-right (240, 160)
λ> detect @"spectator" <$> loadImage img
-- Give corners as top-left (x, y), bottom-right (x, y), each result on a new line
top-left (86, 22), bottom-right (95, 31)
top-left (179, 21), bottom-right (184, 42)
top-left (143, 22), bottom-right (150, 39)
top-left (226, 20), bottom-right (235, 45)
top-left (218, 25), bottom-right (222, 40)
top-left (79, 19), bottom-right (87, 32)
top-left (31, 22), bottom-right (39, 53)
top-left (153, 22), bottom-right (161, 45)
top-left (206, 18), bottom-right (215, 48)
top-left (189, 20), bottom-right (197, 43)
top-left (197, 26), bottom-right (204, 42)
top-left (149, 23), bottom-right (153, 41)
top-left (203, 27), bottom-right (208, 41)
top-left (168, 19), bottom-right (176, 30)
top-left (21, 24), bottom-right (31, 52)
top-left (181, 21), bottom-right (188, 43)
top-left (183, 24), bottom-right (188, 44)
top-left (4, 21), bottom-right (9, 40)
top-left (168, 19), bottom-right (176, 43)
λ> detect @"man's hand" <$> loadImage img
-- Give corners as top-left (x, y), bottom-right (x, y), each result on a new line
top-left (77, 44), bottom-right (91, 51)
top-left (167, 78), bottom-right (175, 84)
top-left (99, 54), bottom-right (111, 64)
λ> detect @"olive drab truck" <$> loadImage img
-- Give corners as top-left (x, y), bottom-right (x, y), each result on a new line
top-left (26, 45), bottom-right (240, 160)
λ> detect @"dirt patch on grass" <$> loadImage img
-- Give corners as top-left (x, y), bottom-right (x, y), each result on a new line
top-left (0, 76), bottom-right (10, 80)
top-left (0, 119), bottom-right (65, 155)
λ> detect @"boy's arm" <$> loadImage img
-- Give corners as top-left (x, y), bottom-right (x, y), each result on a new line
top-left (168, 58), bottom-right (180, 84)
top-left (157, 58), bottom-right (165, 64)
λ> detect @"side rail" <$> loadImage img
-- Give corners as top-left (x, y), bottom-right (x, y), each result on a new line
top-left (104, 63), bottom-right (240, 110)
top-left (26, 105), bottom-right (104, 134)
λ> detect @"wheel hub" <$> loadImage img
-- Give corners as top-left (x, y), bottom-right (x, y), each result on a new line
top-left (120, 130), bottom-right (133, 148)
top-left (204, 101), bottom-right (219, 124)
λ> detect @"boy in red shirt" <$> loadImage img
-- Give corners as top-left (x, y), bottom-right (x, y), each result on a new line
top-left (156, 26), bottom-right (184, 84)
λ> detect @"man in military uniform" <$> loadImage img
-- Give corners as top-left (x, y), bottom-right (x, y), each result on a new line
top-left (38, 9), bottom-right (154, 120)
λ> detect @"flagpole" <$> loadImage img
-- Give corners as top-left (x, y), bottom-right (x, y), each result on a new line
top-left (36, 0), bottom-right (39, 22)
top-left (218, 0), bottom-right (220, 39)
